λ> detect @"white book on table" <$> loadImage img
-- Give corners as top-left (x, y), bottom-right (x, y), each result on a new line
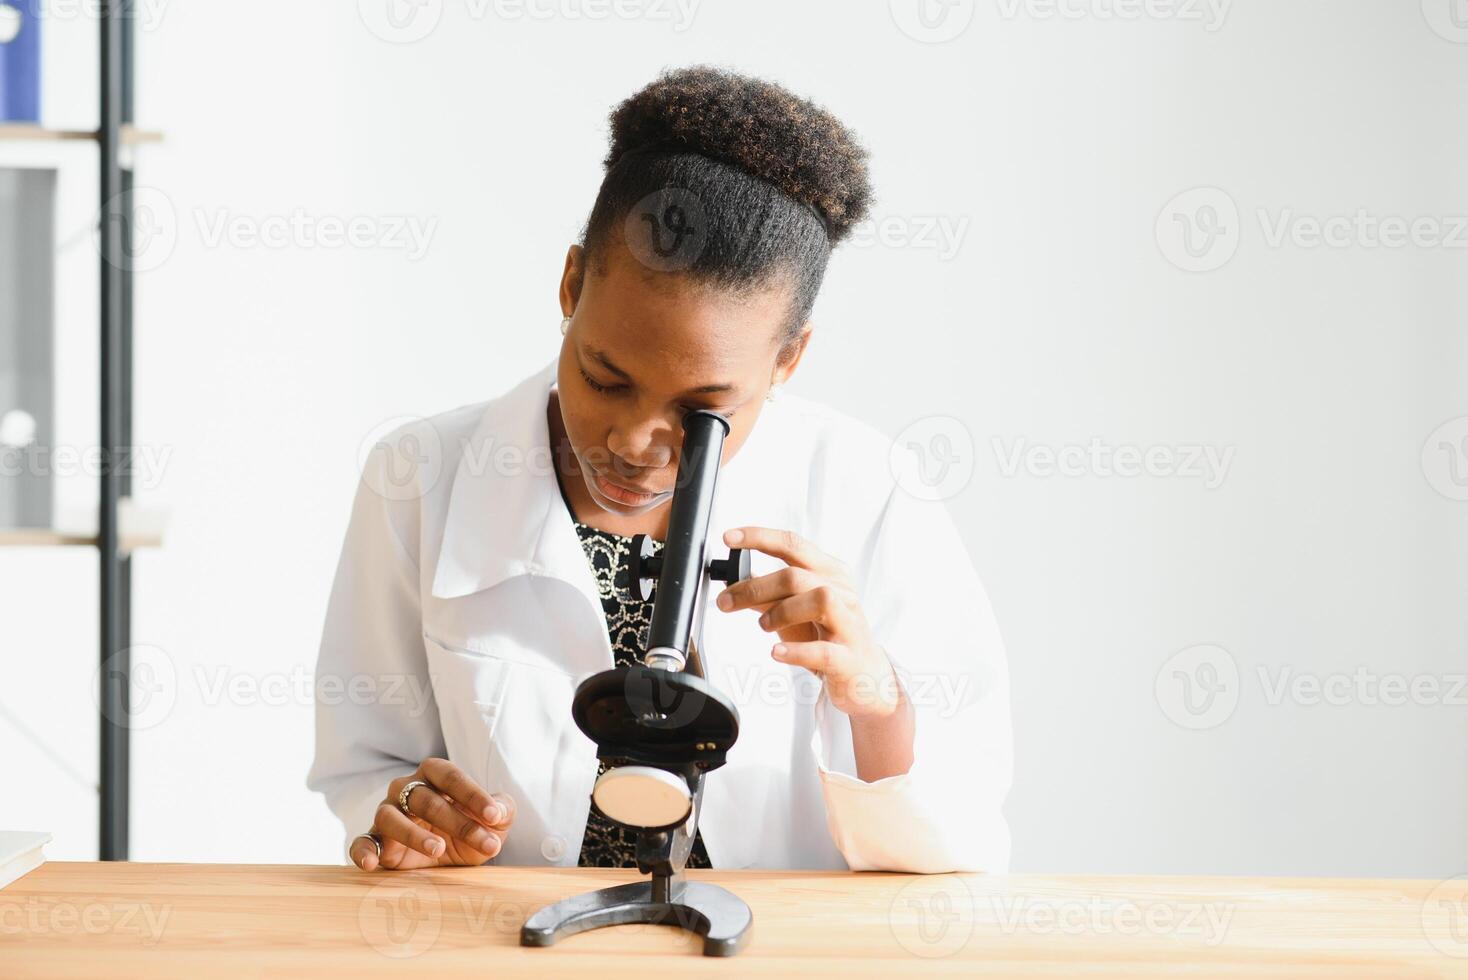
top-left (0, 831), bottom-right (51, 890)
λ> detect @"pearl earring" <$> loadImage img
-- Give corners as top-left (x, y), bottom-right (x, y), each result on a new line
top-left (766, 384), bottom-right (783, 403)
top-left (560, 316), bottom-right (571, 336)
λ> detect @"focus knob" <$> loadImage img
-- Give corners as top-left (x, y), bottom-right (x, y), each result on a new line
top-left (626, 533), bottom-right (662, 602)
top-left (708, 548), bottom-right (751, 585)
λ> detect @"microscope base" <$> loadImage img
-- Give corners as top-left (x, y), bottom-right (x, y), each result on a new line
top-left (519, 872), bottom-right (752, 956)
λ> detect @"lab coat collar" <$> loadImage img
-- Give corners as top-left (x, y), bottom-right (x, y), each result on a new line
top-left (430, 356), bottom-right (578, 600)
top-left (429, 354), bottom-right (768, 601)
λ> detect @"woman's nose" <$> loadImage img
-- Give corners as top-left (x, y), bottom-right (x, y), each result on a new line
top-left (607, 418), bottom-right (674, 473)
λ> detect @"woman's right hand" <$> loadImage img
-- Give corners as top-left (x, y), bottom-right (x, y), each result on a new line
top-left (350, 758), bottom-right (516, 870)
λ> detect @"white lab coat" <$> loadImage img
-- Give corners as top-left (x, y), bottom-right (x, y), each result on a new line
top-left (307, 356), bottom-right (1012, 873)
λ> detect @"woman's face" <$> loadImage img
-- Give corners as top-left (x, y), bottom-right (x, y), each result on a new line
top-left (556, 239), bottom-right (806, 520)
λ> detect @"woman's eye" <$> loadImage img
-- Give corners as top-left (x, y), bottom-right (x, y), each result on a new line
top-left (681, 405), bottom-right (736, 421)
top-left (580, 368), bottom-right (620, 394)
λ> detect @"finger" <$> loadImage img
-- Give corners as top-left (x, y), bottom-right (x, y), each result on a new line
top-left (446, 799), bottom-right (506, 859)
top-left (375, 802), bottom-right (446, 860)
top-left (776, 642), bottom-right (901, 714)
top-left (716, 565), bottom-right (824, 613)
top-left (488, 792), bottom-right (517, 830)
top-left (757, 586), bottom-right (857, 639)
top-left (771, 640), bottom-right (851, 676)
top-left (378, 836), bottom-right (413, 870)
top-left (403, 781), bottom-right (501, 854)
top-left (420, 758), bottom-right (504, 826)
top-left (723, 526), bottom-right (842, 573)
top-left (350, 834), bottom-right (381, 872)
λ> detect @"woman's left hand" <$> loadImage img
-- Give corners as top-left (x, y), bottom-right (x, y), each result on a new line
top-left (714, 526), bottom-right (901, 719)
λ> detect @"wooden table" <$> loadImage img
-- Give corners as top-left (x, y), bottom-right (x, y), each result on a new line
top-left (1, 863), bottom-right (1464, 977)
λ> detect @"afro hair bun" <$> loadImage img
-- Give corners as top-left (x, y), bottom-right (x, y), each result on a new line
top-left (604, 65), bottom-right (873, 244)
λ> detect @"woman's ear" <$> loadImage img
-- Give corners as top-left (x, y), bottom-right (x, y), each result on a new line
top-left (773, 324), bottom-right (814, 386)
top-left (560, 244), bottom-right (585, 317)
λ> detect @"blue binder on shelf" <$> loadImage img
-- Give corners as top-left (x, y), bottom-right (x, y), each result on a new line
top-left (0, 0), bottom-right (42, 123)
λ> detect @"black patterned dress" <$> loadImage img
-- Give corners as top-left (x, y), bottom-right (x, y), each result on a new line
top-left (555, 490), bottom-right (714, 868)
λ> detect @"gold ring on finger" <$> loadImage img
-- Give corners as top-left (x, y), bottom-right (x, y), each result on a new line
top-left (397, 779), bottom-right (432, 816)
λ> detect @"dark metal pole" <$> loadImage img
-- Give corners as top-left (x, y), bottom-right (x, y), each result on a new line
top-left (120, 0), bottom-right (134, 126)
top-left (99, 0), bottom-right (130, 861)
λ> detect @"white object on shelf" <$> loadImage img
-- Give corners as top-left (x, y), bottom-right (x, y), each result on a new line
top-left (0, 497), bottom-right (168, 551)
top-left (0, 830), bottom-right (50, 890)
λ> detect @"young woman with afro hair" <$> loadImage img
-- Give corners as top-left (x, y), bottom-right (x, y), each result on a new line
top-left (310, 65), bottom-right (1012, 875)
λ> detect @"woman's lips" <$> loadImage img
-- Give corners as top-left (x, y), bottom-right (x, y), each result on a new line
top-left (594, 471), bottom-right (665, 505)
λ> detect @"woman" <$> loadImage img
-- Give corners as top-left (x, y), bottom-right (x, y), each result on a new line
top-left (308, 65), bottom-right (1012, 874)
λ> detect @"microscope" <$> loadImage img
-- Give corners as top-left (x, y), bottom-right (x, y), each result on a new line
top-left (520, 409), bottom-right (754, 957)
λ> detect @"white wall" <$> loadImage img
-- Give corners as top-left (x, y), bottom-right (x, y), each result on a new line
top-left (2, 0), bottom-right (1464, 876)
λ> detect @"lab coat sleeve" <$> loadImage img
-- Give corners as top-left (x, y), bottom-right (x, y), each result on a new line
top-left (811, 478), bottom-right (1014, 873)
top-left (305, 430), bottom-right (447, 860)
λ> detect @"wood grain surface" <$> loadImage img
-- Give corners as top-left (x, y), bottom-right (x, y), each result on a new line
top-left (1, 862), bottom-right (1464, 977)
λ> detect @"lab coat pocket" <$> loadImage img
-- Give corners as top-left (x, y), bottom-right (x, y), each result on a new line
top-left (421, 628), bottom-right (589, 844)
top-left (421, 632), bottom-right (512, 785)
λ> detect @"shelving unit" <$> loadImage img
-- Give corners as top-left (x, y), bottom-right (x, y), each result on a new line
top-left (0, 528), bottom-right (160, 551)
top-left (0, 124), bottom-right (162, 143)
top-left (0, 3), bottom-right (155, 860)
